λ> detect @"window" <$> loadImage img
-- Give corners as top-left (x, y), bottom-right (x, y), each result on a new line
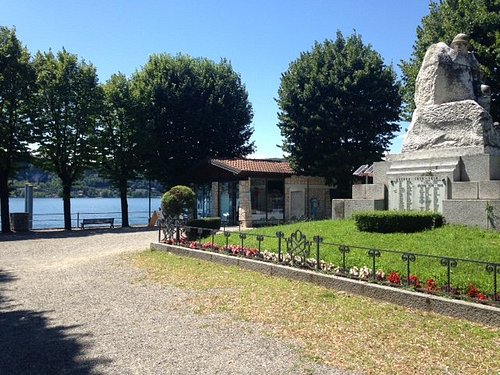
top-left (250, 178), bottom-right (284, 223)
top-left (196, 183), bottom-right (212, 218)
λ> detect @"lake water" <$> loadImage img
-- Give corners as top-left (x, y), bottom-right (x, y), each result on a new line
top-left (4, 197), bottom-right (162, 229)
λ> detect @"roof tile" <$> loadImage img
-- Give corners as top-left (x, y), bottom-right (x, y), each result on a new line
top-left (210, 158), bottom-right (294, 175)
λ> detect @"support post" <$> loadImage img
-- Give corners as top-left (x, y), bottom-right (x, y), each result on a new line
top-left (24, 184), bottom-right (33, 230)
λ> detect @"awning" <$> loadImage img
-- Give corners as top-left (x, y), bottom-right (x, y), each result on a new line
top-left (352, 164), bottom-right (374, 177)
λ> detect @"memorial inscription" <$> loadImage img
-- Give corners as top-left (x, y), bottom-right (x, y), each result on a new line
top-left (389, 177), bottom-right (447, 213)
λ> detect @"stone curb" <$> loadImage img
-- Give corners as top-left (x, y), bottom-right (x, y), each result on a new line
top-left (150, 242), bottom-right (500, 327)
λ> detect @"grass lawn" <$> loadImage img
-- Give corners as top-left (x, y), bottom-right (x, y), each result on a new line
top-left (133, 250), bottom-right (500, 375)
top-left (207, 220), bottom-right (500, 296)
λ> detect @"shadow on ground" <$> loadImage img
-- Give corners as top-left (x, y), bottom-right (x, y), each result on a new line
top-left (0, 269), bottom-right (110, 374)
top-left (0, 225), bottom-right (158, 242)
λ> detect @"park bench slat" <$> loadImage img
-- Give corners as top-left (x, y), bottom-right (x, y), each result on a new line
top-left (81, 218), bottom-right (114, 229)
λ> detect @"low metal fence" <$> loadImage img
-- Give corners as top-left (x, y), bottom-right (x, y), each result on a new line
top-left (18, 210), bottom-right (152, 229)
top-left (159, 221), bottom-right (500, 305)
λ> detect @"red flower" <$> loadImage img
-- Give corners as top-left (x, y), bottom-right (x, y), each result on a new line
top-left (388, 272), bottom-right (401, 285)
top-left (425, 279), bottom-right (437, 293)
top-left (477, 293), bottom-right (488, 301)
top-left (466, 283), bottom-right (479, 298)
top-left (246, 248), bottom-right (259, 257)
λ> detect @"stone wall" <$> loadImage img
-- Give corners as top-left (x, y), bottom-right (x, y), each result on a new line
top-left (285, 176), bottom-right (331, 220)
top-left (335, 154), bottom-right (500, 229)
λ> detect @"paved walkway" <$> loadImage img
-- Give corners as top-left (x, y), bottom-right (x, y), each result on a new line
top-left (0, 228), bottom-right (344, 374)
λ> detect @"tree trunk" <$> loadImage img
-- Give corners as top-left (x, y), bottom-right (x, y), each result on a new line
top-left (0, 172), bottom-right (12, 234)
top-left (62, 181), bottom-right (72, 230)
top-left (119, 182), bottom-right (129, 227)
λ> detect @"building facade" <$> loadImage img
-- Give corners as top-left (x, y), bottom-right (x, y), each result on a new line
top-left (189, 159), bottom-right (332, 227)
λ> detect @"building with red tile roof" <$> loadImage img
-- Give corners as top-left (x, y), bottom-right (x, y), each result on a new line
top-left (210, 158), bottom-right (294, 176)
top-left (186, 158), bottom-right (332, 227)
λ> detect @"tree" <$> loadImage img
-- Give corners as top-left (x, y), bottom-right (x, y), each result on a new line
top-left (277, 32), bottom-right (401, 197)
top-left (32, 49), bottom-right (103, 230)
top-left (131, 54), bottom-right (254, 187)
top-left (98, 73), bottom-right (138, 227)
top-left (0, 26), bottom-right (34, 233)
top-left (400, 0), bottom-right (500, 121)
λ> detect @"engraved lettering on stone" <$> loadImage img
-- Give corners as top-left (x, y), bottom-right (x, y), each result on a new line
top-left (389, 177), bottom-right (447, 213)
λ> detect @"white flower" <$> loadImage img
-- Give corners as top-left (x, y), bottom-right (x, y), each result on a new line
top-left (376, 269), bottom-right (385, 279)
top-left (349, 266), bottom-right (359, 276)
top-left (358, 266), bottom-right (371, 279)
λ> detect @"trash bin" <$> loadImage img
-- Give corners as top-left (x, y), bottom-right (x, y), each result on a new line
top-left (10, 212), bottom-right (30, 232)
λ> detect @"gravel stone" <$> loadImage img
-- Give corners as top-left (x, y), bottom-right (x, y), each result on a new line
top-left (0, 228), bottom-right (348, 374)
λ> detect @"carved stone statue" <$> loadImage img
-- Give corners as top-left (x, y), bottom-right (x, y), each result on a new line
top-left (402, 33), bottom-right (499, 155)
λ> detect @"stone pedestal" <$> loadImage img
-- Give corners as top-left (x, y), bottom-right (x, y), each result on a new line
top-left (334, 153), bottom-right (500, 229)
top-left (443, 199), bottom-right (500, 229)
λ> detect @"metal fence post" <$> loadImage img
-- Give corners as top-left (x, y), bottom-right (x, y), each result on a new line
top-left (313, 236), bottom-right (323, 270)
top-left (276, 231), bottom-right (284, 262)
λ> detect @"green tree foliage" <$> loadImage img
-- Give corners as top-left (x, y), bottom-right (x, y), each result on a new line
top-left (99, 73), bottom-right (138, 226)
top-left (0, 26), bottom-right (34, 233)
top-left (32, 49), bottom-right (103, 230)
top-left (161, 185), bottom-right (196, 218)
top-left (277, 32), bottom-right (401, 197)
top-left (131, 54), bottom-right (254, 187)
top-left (400, 0), bottom-right (500, 121)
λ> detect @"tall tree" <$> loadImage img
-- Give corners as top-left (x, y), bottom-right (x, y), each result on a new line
top-left (98, 73), bottom-right (138, 227)
top-left (0, 26), bottom-right (34, 233)
top-left (131, 54), bottom-right (254, 187)
top-left (32, 49), bottom-right (103, 230)
top-left (277, 32), bottom-right (401, 197)
top-left (400, 0), bottom-right (500, 121)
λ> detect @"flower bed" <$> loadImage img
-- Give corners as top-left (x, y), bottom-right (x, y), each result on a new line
top-left (162, 238), bottom-right (499, 307)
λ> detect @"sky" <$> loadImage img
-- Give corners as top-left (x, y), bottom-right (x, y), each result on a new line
top-left (1, 0), bottom-right (433, 158)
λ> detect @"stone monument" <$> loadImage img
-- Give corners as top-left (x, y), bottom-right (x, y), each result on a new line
top-left (402, 33), bottom-right (500, 155)
top-left (333, 34), bottom-right (500, 229)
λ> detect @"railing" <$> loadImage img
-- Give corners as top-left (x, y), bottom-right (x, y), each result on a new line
top-left (21, 210), bottom-right (151, 229)
top-left (158, 222), bottom-right (500, 305)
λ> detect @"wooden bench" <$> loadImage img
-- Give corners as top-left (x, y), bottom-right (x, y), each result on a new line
top-left (81, 218), bottom-right (114, 229)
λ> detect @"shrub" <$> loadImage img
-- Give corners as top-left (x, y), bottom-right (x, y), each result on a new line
top-left (161, 185), bottom-right (196, 217)
top-left (185, 217), bottom-right (221, 240)
top-left (353, 210), bottom-right (444, 233)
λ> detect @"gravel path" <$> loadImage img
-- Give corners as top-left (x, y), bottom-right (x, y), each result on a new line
top-left (0, 228), bottom-right (346, 374)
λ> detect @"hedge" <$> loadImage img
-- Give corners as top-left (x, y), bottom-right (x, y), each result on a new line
top-left (185, 217), bottom-right (222, 240)
top-left (353, 211), bottom-right (444, 233)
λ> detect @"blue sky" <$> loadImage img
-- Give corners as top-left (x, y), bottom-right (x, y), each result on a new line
top-left (1, 0), bottom-right (432, 157)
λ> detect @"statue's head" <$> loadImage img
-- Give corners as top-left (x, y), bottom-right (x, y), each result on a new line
top-left (451, 33), bottom-right (470, 54)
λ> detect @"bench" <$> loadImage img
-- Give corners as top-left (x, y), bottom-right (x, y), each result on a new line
top-left (81, 218), bottom-right (114, 229)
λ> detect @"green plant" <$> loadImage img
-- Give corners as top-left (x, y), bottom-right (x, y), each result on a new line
top-left (353, 211), bottom-right (444, 233)
top-left (161, 185), bottom-right (196, 217)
